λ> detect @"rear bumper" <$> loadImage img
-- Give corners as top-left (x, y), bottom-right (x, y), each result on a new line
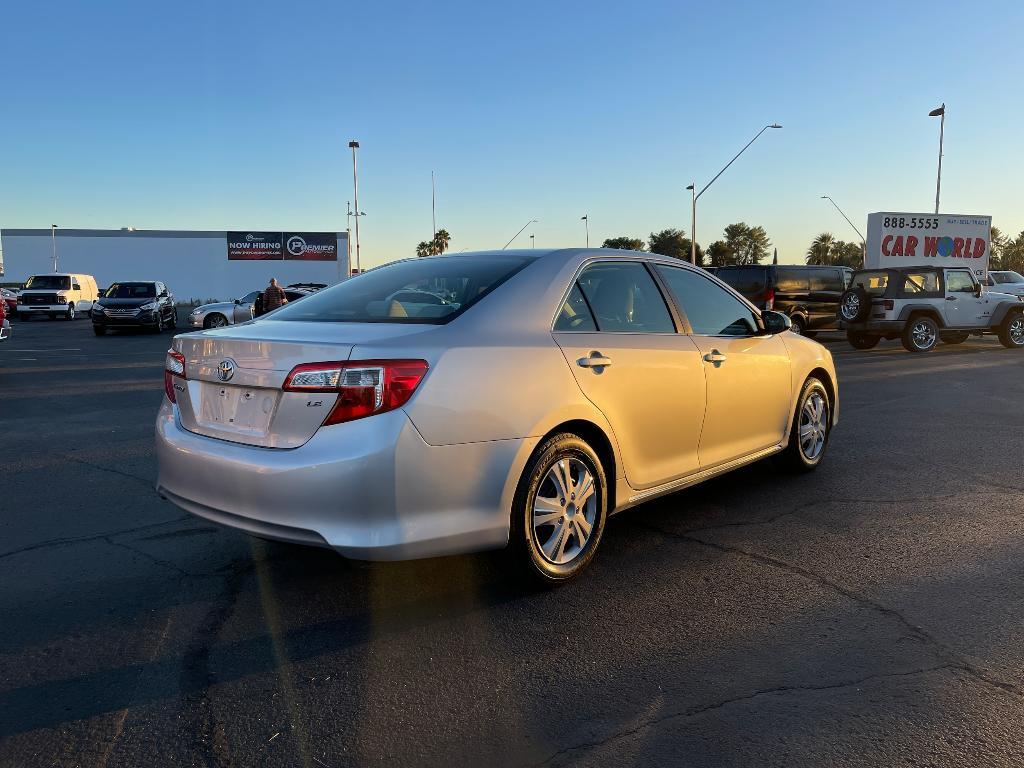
top-left (154, 400), bottom-right (537, 560)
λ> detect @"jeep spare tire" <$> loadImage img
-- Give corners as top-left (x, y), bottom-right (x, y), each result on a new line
top-left (838, 287), bottom-right (870, 322)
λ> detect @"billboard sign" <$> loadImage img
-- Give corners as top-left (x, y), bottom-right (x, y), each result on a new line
top-left (865, 213), bottom-right (992, 277)
top-left (227, 232), bottom-right (339, 261)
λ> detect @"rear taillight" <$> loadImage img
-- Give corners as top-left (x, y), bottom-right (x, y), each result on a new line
top-left (164, 350), bottom-right (186, 403)
top-left (764, 287), bottom-right (775, 310)
top-left (283, 360), bottom-right (429, 426)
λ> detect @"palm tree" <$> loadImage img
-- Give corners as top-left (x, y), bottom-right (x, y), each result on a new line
top-left (415, 241), bottom-right (433, 258)
top-left (806, 233), bottom-right (836, 266)
top-left (433, 229), bottom-right (451, 255)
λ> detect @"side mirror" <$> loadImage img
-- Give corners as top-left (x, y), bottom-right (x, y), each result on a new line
top-left (762, 310), bottom-right (791, 335)
top-left (234, 298), bottom-right (242, 305)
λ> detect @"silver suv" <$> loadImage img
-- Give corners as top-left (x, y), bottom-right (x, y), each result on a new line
top-left (838, 266), bottom-right (1024, 352)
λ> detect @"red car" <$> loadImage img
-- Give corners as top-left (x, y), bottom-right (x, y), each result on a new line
top-left (0, 288), bottom-right (16, 318)
top-left (0, 292), bottom-right (10, 341)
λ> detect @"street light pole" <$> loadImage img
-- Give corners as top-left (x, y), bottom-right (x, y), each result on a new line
top-left (51, 224), bottom-right (58, 272)
top-left (688, 123), bottom-right (782, 265)
top-left (820, 195), bottom-right (866, 263)
top-left (431, 170), bottom-right (437, 240)
top-left (581, 215), bottom-right (589, 248)
top-left (686, 184), bottom-right (696, 265)
top-left (502, 219), bottom-right (538, 249)
top-left (929, 104), bottom-right (945, 214)
top-left (530, 234), bottom-right (535, 248)
top-left (349, 140), bottom-right (362, 274)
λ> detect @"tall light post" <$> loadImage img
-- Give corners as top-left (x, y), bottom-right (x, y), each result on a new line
top-left (502, 219), bottom-right (538, 249)
top-left (929, 104), bottom-right (945, 214)
top-left (821, 195), bottom-right (866, 263)
top-left (51, 224), bottom-right (58, 272)
top-left (689, 123), bottom-right (782, 265)
top-left (346, 201), bottom-right (366, 275)
top-left (348, 140), bottom-right (362, 273)
top-left (581, 215), bottom-right (589, 247)
top-left (530, 234), bottom-right (535, 248)
top-left (431, 170), bottom-right (437, 240)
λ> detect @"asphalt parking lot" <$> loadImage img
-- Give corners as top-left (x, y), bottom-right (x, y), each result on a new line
top-left (2, 319), bottom-right (1023, 767)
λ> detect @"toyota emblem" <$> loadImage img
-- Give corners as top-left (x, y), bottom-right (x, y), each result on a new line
top-left (217, 358), bottom-right (236, 382)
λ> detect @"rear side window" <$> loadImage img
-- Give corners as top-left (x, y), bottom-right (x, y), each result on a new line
top-left (717, 267), bottom-right (767, 296)
top-left (656, 265), bottom-right (760, 336)
top-left (774, 267), bottom-right (809, 292)
top-left (273, 255), bottom-right (530, 324)
top-left (576, 262), bottom-right (675, 333)
top-left (810, 269), bottom-right (843, 292)
top-left (554, 284), bottom-right (597, 332)
top-left (852, 271), bottom-right (889, 296)
top-left (900, 271), bottom-right (940, 296)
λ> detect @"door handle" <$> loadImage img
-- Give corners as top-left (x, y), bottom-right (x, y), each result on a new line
top-left (945, 296), bottom-right (957, 301)
top-left (577, 352), bottom-right (612, 369)
top-left (703, 350), bottom-right (727, 367)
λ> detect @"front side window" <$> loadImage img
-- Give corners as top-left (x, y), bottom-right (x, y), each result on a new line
top-left (554, 284), bottom-right (597, 331)
top-left (273, 255), bottom-right (530, 324)
top-left (656, 265), bottom-right (760, 336)
top-left (945, 270), bottom-right (976, 293)
top-left (575, 262), bottom-right (675, 333)
top-left (810, 269), bottom-right (843, 292)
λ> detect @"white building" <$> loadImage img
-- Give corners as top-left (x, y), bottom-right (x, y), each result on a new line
top-left (0, 228), bottom-right (350, 302)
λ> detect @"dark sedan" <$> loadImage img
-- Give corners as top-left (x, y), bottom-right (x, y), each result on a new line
top-left (92, 281), bottom-right (178, 335)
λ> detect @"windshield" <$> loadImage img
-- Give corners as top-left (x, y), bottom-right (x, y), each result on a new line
top-left (992, 271), bottom-right (1024, 284)
top-left (272, 255), bottom-right (531, 323)
top-left (25, 275), bottom-right (71, 290)
top-left (104, 282), bottom-right (156, 299)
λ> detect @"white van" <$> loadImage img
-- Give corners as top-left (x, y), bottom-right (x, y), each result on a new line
top-left (17, 273), bottom-right (99, 320)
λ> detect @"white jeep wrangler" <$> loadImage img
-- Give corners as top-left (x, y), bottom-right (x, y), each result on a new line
top-left (837, 266), bottom-right (1024, 352)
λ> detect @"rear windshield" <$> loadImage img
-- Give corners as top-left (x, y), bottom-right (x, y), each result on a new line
top-left (992, 271), bottom-right (1024, 284)
top-left (271, 255), bottom-right (531, 324)
top-left (716, 267), bottom-right (767, 295)
top-left (25, 275), bottom-right (71, 290)
top-left (852, 271), bottom-right (889, 296)
top-left (104, 282), bottom-right (156, 298)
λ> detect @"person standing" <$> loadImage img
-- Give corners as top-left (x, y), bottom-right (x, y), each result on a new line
top-left (261, 278), bottom-right (288, 315)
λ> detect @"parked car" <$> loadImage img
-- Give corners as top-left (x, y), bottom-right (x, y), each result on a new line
top-left (17, 273), bottom-right (98, 320)
top-left (91, 281), bottom-right (178, 335)
top-left (715, 264), bottom-right (853, 336)
top-left (156, 248), bottom-right (838, 584)
top-left (0, 288), bottom-right (18, 317)
top-left (985, 270), bottom-right (1024, 297)
top-left (188, 287), bottom-right (313, 329)
top-left (0, 293), bottom-right (10, 341)
top-left (838, 265), bottom-right (1024, 352)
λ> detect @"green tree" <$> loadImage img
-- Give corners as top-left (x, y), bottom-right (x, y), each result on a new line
top-left (602, 236), bottom-right (646, 251)
top-left (832, 240), bottom-right (863, 268)
top-left (723, 222), bottom-right (771, 265)
top-left (991, 226), bottom-right (1009, 269)
top-left (648, 228), bottom-right (703, 265)
top-left (433, 229), bottom-right (451, 255)
top-left (806, 232), bottom-right (837, 265)
top-left (705, 240), bottom-right (734, 266)
top-left (415, 241), bottom-right (433, 257)
top-left (1002, 231), bottom-right (1024, 273)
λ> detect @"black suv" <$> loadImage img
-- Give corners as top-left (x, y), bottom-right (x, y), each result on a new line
top-left (92, 281), bottom-right (177, 335)
top-left (714, 265), bottom-right (853, 336)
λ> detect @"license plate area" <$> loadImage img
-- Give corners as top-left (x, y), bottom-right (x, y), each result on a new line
top-left (197, 382), bottom-right (278, 436)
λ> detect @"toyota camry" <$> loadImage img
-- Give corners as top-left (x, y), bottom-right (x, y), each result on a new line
top-left (156, 249), bottom-right (838, 583)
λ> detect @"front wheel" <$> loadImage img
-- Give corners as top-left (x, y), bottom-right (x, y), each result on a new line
top-left (168, 309), bottom-right (178, 329)
top-left (789, 316), bottom-right (807, 336)
top-left (66, 304), bottom-right (76, 320)
top-left (512, 434), bottom-right (607, 585)
top-left (777, 378), bottom-right (831, 473)
top-left (204, 313), bottom-right (228, 329)
top-left (997, 311), bottom-right (1024, 349)
top-left (901, 315), bottom-right (939, 352)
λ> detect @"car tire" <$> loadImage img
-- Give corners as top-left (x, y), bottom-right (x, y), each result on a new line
top-left (93, 326), bottom-right (106, 336)
top-left (847, 331), bottom-right (880, 350)
top-left (204, 313), bottom-right (228, 329)
top-left (66, 305), bottom-right (76, 320)
top-left (997, 310), bottom-right (1024, 349)
top-left (151, 313), bottom-right (164, 333)
top-left (168, 309), bottom-right (178, 329)
top-left (777, 377), bottom-right (831, 473)
top-left (838, 287), bottom-right (871, 323)
top-left (940, 331), bottom-right (971, 345)
top-left (511, 433), bottom-right (608, 585)
top-left (901, 315), bottom-right (939, 353)
top-left (789, 316), bottom-right (807, 335)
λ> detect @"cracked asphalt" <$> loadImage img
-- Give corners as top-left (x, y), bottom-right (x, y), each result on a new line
top-left (2, 320), bottom-right (1023, 767)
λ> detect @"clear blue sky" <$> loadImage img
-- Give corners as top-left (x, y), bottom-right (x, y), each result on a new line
top-left (2, 0), bottom-right (1022, 267)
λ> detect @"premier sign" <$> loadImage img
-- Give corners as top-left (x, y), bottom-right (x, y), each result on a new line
top-left (866, 213), bottom-right (992, 277)
top-left (227, 232), bottom-right (339, 261)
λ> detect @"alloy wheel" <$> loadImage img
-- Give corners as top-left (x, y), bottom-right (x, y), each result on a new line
top-left (532, 458), bottom-right (597, 565)
top-left (798, 392), bottom-right (828, 461)
top-left (1010, 317), bottom-right (1024, 345)
top-left (841, 294), bottom-right (860, 320)
top-left (911, 320), bottom-right (936, 349)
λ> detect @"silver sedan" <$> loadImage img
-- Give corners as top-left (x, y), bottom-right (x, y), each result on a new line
top-left (156, 249), bottom-right (838, 583)
top-left (187, 288), bottom-right (312, 329)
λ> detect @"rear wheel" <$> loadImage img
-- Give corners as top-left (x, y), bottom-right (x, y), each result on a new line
top-left (847, 330), bottom-right (880, 350)
top-left (901, 315), bottom-right (939, 352)
top-left (777, 377), bottom-right (831, 472)
top-left (940, 331), bottom-right (971, 345)
top-left (204, 313), bottom-right (228, 329)
top-left (997, 311), bottom-right (1024, 349)
top-left (789, 316), bottom-right (807, 335)
top-left (511, 433), bottom-right (607, 585)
